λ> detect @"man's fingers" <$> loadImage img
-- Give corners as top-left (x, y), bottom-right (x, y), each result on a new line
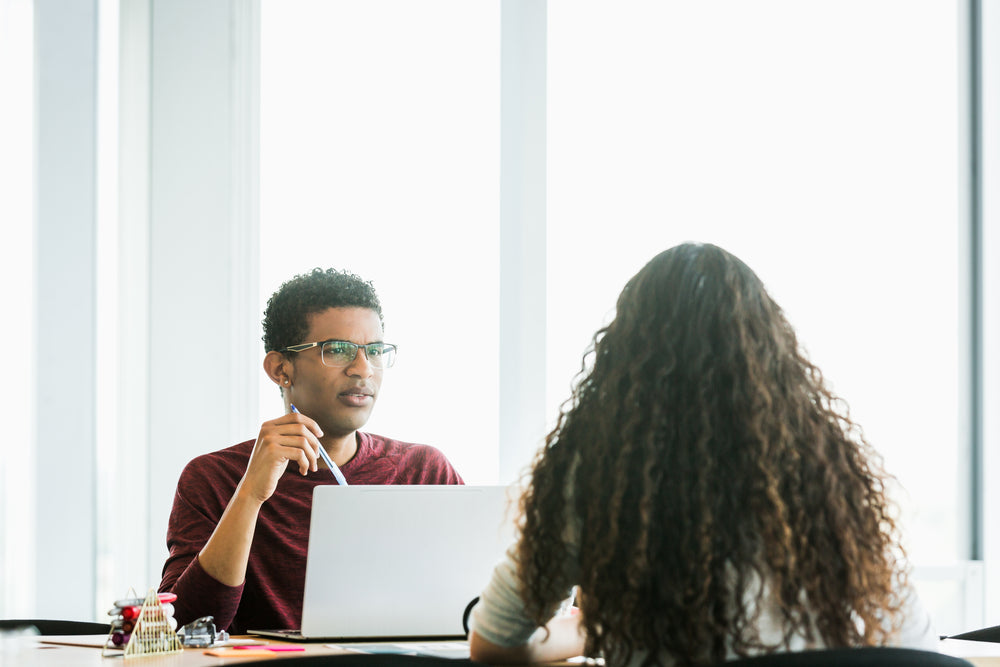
top-left (253, 429), bottom-right (320, 475)
top-left (244, 414), bottom-right (326, 502)
top-left (267, 412), bottom-right (324, 439)
top-left (261, 423), bottom-right (322, 457)
top-left (270, 436), bottom-right (318, 474)
top-left (277, 442), bottom-right (312, 476)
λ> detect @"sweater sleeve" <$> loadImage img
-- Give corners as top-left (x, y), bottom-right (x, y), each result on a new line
top-left (358, 434), bottom-right (465, 485)
top-left (158, 462), bottom-right (244, 630)
top-left (421, 445), bottom-right (464, 484)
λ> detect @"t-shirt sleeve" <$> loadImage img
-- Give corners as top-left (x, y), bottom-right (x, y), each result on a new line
top-left (470, 546), bottom-right (543, 647)
top-left (400, 444), bottom-right (465, 484)
top-left (470, 542), bottom-right (577, 649)
top-left (158, 462), bottom-right (244, 630)
top-left (892, 582), bottom-right (939, 651)
top-left (427, 448), bottom-right (464, 484)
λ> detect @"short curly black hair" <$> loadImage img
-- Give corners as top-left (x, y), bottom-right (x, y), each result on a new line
top-left (262, 268), bottom-right (384, 353)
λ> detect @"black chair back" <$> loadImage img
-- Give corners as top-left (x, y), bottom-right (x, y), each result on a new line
top-left (0, 619), bottom-right (110, 635)
top-left (248, 647), bottom-right (964, 667)
top-left (720, 647), bottom-right (972, 667)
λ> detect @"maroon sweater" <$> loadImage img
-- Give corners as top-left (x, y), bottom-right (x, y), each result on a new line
top-left (159, 432), bottom-right (463, 633)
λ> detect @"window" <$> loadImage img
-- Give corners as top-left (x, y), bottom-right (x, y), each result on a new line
top-left (261, 0), bottom-right (963, 555)
top-left (263, 0), bottom-right (968, 629)
top-left (16, 0), bottom-right (991, 629)
top-left (260, 0), bottom-right (501, 482)
top-left (547, 0), bottom-right (961, 563)
top-left (547, 0), bottom-right (965, 630)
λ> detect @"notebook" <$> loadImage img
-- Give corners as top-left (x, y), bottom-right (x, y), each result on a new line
top-left (249, 484), bottom-right (518, 641)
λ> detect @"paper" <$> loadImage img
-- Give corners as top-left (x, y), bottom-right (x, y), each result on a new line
top-left (204, 648), bottom-right (281, 657)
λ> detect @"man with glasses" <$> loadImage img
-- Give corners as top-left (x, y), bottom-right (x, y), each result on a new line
top-left (159, 268), bottom-right (463, 634)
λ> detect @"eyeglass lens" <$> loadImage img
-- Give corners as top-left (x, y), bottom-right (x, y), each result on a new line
top-left (320, 341), bottom-right (395, 368)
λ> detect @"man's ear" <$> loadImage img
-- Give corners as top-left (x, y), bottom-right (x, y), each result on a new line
top-left (263, 350), bottom-right (292, 387)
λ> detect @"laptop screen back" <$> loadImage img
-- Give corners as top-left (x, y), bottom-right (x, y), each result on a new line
top-left (299, 485), bottom-right (518, 640)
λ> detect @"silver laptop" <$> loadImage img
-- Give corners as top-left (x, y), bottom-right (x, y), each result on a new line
top-left (250, 484), bottom-right (517, 641)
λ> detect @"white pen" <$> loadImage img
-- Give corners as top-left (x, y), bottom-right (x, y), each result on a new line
top-left (290, 404), bottom-right (348, 486)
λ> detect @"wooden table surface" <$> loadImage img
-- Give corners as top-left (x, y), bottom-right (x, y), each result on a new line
top-left (5, 634), bottom-right (1000, 666)
top-left (1, 634), bottom-right (472, 666)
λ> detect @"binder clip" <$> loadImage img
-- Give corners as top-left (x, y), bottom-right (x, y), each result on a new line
top-left (178, 616), bottom-right (229, 648)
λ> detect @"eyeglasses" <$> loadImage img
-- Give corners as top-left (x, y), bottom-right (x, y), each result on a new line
top-left (279, 339), bottom-right (397, 369)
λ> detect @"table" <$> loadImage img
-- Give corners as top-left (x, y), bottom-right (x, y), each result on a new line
top-left (5, 635), bottom-right (1000, 666)
top-left (939, 638), bottom-right (1000, 666)
top-left (0, 634), bottom-right (472, 666)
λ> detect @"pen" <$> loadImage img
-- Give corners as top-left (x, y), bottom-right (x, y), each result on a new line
top-left (290, 404), bottom-right (349, 486)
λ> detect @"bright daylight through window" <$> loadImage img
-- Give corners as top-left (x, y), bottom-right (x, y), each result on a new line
top-left (261, 0), bottom-right (966, 632)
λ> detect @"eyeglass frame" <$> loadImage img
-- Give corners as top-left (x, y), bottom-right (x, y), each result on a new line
top-left (278, 339), bottom-right (398, 369)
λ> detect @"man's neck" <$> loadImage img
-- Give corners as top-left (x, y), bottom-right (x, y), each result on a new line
top-left (321, 431), bottom-right (359, 467)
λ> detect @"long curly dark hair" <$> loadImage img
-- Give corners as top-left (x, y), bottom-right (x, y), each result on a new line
top-left (518, 243), bottom-right (906, 666)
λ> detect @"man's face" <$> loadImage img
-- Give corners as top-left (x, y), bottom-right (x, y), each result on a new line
top-left (287, 307), bottom-right (384, 438)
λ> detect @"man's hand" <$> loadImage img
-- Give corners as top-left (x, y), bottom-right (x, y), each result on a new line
top-left (240, 413), bottom-right (325, 504)
top-left (198, 412), bottom-right (324, 587)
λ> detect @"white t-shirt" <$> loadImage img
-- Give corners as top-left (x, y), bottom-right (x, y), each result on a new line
top-left (471, 542), bottom-right (938, 666)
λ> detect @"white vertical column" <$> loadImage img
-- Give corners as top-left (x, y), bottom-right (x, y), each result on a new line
top-left (499, 0), bottom-right (548, 483)
top-left (958, 0), bottom-right (977, 569)
top-left (96, 0), bottom-right (153, 611)
top-left (145, 0), bottom-right (260, 581)
top-left (980, 0), bottom-right (1000, 625)
top-left (0, 0), bottom-right (37, 618)
top-left (33, 0), bottom-right (99, 619)
top-left (230, 0), bottom-right (262, 448)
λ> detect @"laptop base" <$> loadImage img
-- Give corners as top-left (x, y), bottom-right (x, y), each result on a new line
top-left (247, 629), bottom-right (465, 643)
